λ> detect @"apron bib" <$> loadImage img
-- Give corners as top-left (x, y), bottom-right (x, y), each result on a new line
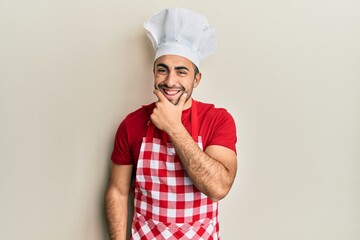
top-left (131, 100), bottom-right (219, 240)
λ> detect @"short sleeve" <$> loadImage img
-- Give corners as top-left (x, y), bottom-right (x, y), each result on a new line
top-left (207, 110), bottom-right (237, 154)
top-left (111, 119), bottom-right (133, 165)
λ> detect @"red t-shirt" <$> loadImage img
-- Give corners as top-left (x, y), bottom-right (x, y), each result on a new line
top-left (111, 100), bottom-right (237, 165)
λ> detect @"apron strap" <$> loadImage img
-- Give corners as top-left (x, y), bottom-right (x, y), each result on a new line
top-left (146, 99), bottom-right (198, 140)
top-left (191, 100), bottom-right (198, 141)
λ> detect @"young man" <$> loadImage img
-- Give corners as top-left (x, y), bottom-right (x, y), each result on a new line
top-left (105, 7), bottom-right (237, 240)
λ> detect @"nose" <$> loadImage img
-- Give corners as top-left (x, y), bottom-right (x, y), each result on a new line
top-left (164, 71), bottom-right (177, 87)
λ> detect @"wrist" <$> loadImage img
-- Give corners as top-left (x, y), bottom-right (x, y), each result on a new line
top-left (167, 123), bottom-right (187, 139)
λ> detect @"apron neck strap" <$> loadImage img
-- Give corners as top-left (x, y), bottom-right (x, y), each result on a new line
top-left (147, 99), bottom-right (198, 140)
top-left (191, 100), bottom-right (198, 140)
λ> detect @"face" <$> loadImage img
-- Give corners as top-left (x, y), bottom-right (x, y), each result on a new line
top-left (153, 55), bottom-right (201, 109)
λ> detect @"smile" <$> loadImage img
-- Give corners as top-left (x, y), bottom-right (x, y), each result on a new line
top-left (163, 89), bottom-right (181, 96)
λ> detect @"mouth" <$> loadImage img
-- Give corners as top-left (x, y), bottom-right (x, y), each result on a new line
top-left (157, 85), bottom-right (185, 103)
top-left (163, 88), bottom-right (182, 96)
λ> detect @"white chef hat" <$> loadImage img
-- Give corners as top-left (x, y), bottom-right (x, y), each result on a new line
top-left (144, 7), bottom-right (217, 69)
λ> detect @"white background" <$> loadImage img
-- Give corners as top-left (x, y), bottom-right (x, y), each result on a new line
top-left (1, 0), bottom-right (359, 239)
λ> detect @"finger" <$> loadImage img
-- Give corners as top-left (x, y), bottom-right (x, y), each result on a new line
top-left (177, 92), bottom-right (188, 107)
top-left (153, 89), bottom-right (167, 102)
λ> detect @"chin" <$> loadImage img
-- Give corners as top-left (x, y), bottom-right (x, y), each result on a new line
top-left (170, 99), bottom-right (179, 105)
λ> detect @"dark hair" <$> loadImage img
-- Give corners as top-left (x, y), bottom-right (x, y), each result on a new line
top-left (194, 64), bottom-right (200, 78)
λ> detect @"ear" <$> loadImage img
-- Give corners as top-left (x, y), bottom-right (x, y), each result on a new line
top-left (194, 72), bottom-right (202, 88)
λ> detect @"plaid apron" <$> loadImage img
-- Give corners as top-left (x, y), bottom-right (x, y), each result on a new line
top-left (131, 100), bottom-right (219, 240)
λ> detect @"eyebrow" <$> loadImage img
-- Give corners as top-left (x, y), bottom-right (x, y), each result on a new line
top-left (175, 66), bottom-right (189, 71)
top-left (156, 63), bottom-right (189, 72)
top-left (156, 63), bottom-right (169, 70)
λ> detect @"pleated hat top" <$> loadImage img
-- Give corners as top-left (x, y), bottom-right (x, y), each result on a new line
top-left (144, 7), bottom-right (217, 69)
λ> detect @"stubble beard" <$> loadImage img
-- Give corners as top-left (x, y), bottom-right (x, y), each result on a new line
top-left (155, 83), bottom-right (190, 105)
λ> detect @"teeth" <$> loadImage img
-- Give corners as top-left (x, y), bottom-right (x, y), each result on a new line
top-left (164, 89), bottom-right (180, 95)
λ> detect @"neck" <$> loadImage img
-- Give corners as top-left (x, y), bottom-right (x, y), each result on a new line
top-left (182, 98), bottom-right (193, 110)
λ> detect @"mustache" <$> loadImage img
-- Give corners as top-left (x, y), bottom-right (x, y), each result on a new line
top-left (155, 84), bottom-right (185, 91)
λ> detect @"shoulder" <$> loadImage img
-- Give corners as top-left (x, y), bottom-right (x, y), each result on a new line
top-left (123, 102), bottom-right (155, 124)
top-left (116, 102), bottom-right (155, 143)
top-left (117, 102), bottom-right (155, 139)
top-left (196, 101), bottom-right (234, 121)
top-left (195, 100), bottom-right (237, 152)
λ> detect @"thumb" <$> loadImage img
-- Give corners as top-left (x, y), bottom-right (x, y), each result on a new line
top-left (177, 92), bottom-right (188, 107)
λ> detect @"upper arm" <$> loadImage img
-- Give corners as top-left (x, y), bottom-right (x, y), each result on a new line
top-left (205, 145), bottom-right (237, 182)
top-left (107, 162), bottom-right (133, 196)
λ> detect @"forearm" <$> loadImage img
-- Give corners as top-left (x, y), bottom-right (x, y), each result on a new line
top-left (168, 125), bottom-right (234, 201)
top-left (104, 186), bottom-right (129, 240)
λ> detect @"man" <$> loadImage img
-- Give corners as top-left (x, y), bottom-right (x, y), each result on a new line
top-left (105, 7), bottom-right (237, 240)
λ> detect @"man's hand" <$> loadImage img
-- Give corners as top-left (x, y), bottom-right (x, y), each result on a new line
top-left (150, 89), bottom-right (188, 133)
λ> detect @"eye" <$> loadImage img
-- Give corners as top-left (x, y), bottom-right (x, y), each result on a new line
top-left (156, 68), bottom-right (168, 74)
top-left (178, 70), bottom-right (187, 76)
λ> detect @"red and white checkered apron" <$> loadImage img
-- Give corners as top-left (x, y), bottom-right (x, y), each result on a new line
top-left (131, 100), bottom-right (219, 240)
